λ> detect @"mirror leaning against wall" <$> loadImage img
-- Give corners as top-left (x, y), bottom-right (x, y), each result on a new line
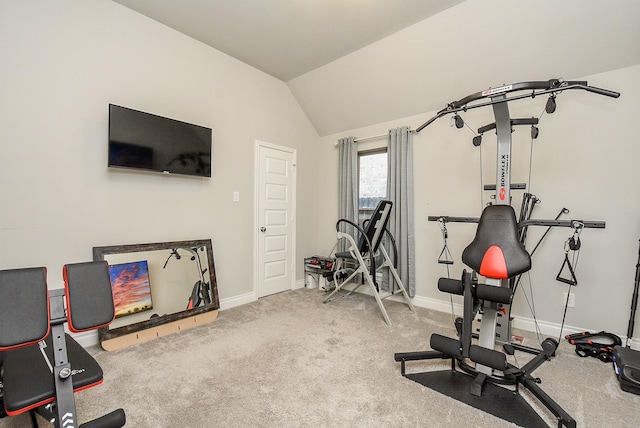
top-left (93, 239), bottom-right (219, 348)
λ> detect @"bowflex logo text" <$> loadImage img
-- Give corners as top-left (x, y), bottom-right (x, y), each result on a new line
top-left (499, 154), bottom-right (509, 201)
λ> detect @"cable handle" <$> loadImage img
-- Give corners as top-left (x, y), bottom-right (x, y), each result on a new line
top-left (582, 84), bottom-right (621, 98)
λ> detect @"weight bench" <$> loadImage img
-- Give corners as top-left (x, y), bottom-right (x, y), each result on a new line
top-left (324, 199), bottom-right (415, 325)
top-left (0, 262), bottom-right (126, 427)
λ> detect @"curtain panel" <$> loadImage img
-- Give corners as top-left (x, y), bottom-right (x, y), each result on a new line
top-left (337, 137), bottom-right (358, 252)
top-left (387, 126), bottom-right (415, 296)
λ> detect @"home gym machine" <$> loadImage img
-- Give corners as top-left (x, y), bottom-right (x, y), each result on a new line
top-left (394, 79), bottom-right (619, 427)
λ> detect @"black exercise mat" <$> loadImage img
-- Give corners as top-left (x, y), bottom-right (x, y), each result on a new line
top-left (405, 370), bottom-right (549, 428)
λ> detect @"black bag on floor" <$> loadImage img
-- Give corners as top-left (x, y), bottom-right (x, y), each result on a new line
top-left (565, 331), bottom-right (621, 362)
top-left (613, 345), bottom-right (640, 395)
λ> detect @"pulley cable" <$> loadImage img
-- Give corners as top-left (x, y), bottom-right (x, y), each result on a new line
top-left (529, 208), bottom-right (570, 256)
top-left (512, 192), bottom-right (546, 346)
top-left (527, 101), bottom-right (549, 192)
top-left (479, 140), bottom-right (485, 209)
top-left (558, 281), bottom-right (574, 344)
top-left (516, 271), bottom-right (545, 345)
top-left (437, 218), bottom-right (454, 267)
top-left (555, 222), bottom-right (583, 342)
top-left (556, 223), bottom-right (583, 286)
top-left (449, 113), bottom-right (485, 209)
top-left (436, 217), bottom-right (457, 324)
top-left (527, 125), bottom-right (536, 194)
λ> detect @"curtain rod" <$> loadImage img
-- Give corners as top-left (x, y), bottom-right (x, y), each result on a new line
top-left (334, 129), bottom-right (415, 146)
top-left (354, 133), bottom-right (387, 143)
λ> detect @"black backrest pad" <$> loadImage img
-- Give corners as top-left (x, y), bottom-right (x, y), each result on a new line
top-left (462, 205), bottom-right (531, 278)
top-left (64, 261), bottom-right (115, 332)
top-left (359, 200), bottom-right (393, 254)
top-left (0, 267), bottom-right (49, 349)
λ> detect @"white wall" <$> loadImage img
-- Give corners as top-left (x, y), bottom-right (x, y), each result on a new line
top-left (2, 0), bottom-right (639, 346)
top-left (316, 65), bottom-right (640, 342)
top-left (0, 1), bottom-right (319, 306)
top-left (288, 0), bottom-right (640, 136)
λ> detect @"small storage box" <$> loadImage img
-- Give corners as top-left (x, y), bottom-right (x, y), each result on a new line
top-left (613, 345), bottom-right (640, 395)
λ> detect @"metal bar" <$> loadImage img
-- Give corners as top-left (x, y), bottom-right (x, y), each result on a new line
top-left (427, 215), bottom-right (479, 223)
top-left (483, 183), bottom-right (526, 191)
top-left (518, 219), bottom-right (605, 229)
top-left (416, 80), bottom-right (620, 132)
top-left (354, 133), bottom-right (387, 143)
top-left (493, 93), bottom-right (512, 204)
top-left (477, 117), bottom-right (538, 135)
top-left (522, 377), bottom-right (577, 428)
top-left (452, 80), bottom-right (564, 109)
top-left (625, 239), bottom-right (640, 346)
top-left (333, 129), bottom-right (415, 146)
top-left (429, 215), bottom-right (602, 230)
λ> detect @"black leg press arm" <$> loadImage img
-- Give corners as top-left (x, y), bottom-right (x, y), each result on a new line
top-left (394, 270), bottom-right (576, 428)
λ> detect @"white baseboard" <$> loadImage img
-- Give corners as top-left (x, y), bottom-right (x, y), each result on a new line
top-left (74, 292), bottom-right (257, 349)
top-left (410, 295), bottom-right (640, 349)
top-left (74, 289), bottom-right (640, 351)
top-left (411, 295), bottom-right (575, 337)
top-left (219, 291), bottom-right (257, 310)
top-left (411, 295), bottom-right (459, 315)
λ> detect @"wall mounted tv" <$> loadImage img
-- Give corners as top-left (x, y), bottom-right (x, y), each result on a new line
top-left (108, 104), bottom-right (212, 178)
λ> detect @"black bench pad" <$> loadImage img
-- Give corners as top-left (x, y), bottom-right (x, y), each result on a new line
top-left (0, 267), bottom-right (49, 349)
top-left (462, 205), bottom-right (531, 279)
top-left (2, 333), bottom-right (103, 416)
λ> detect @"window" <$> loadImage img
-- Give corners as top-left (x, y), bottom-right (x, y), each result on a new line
top-left (358, 149), bottom-right (387, 222)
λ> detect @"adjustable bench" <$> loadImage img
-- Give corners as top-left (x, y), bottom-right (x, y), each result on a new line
top-left (0, 262), bottom-right (126, 427)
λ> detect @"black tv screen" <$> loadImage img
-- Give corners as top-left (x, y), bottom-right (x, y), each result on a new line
top-left (108, 104), bottom-right (212, 178)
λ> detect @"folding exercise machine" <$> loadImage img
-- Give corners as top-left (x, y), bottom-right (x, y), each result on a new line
top-left (394, 79), bottom-right (619, 427)
top-left (324, 199), bottom-right (415, 326)
top-left (0, 261), bottom-right (125, 427)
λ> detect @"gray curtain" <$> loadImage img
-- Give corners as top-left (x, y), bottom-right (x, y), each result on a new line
top-left (338, 137), bottom-right (358, 252)
top-left (386, 126), bottom-right (415, 296)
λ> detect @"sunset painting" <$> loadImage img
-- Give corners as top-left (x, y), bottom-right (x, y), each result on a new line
top-left (108, 260), bottom-right (153, 318)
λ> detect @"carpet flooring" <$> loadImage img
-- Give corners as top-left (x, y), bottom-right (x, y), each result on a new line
top-left (2, 288), bottom-right (639, 427)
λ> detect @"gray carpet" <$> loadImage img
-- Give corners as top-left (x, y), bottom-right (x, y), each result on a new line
top-left (2, 288), bottom-right (640, 427)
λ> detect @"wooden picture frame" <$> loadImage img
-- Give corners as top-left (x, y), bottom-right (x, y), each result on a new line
top-left (93, 239), bottom-right (219, 350)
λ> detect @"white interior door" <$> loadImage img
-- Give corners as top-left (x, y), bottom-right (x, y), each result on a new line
top-left (256, 141), bottom-right (296, 298)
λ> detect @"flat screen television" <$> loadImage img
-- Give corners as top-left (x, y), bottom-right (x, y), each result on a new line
top-left (108, 104), bottom-right (212, 177)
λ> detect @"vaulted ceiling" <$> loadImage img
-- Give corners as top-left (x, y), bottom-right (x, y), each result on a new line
top-left (114, 0), bottom-right (640, 136)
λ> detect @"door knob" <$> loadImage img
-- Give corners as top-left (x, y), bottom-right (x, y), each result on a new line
top-left (260, 227), bottom-right (266, 232)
